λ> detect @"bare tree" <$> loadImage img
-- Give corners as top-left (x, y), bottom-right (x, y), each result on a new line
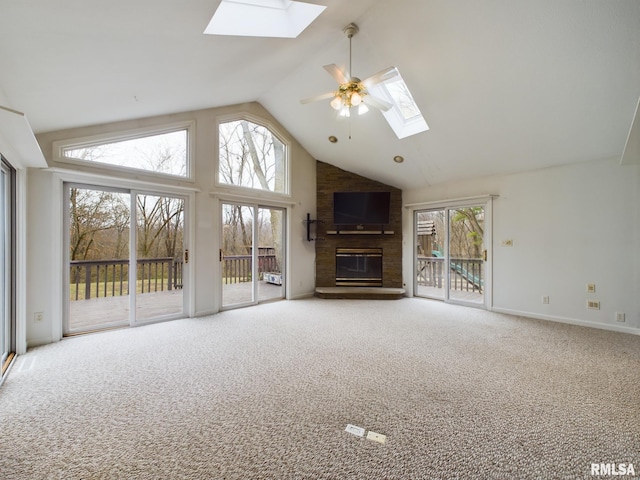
top-left (69, 188), bottom-right (129, 260)
top-left (68, 136), bottom-right (185, 263)
top-left (136, 195), bottom-right (183, 258)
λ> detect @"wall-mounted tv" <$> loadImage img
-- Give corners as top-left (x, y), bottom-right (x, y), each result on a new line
top-left (333, 191), bottom-right (391, 226)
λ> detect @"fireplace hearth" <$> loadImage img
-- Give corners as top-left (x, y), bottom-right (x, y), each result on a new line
top-left (335, 248), bottom-right (383, 287)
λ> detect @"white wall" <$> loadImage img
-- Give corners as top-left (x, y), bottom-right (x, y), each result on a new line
top-left (403, 157), bottom-right (640, 334)
top-left (28, 102), bottom-right (317, 347)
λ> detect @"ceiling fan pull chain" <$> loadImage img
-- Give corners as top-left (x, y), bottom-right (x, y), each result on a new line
top-left (349, 33), bottom-right (352, 78)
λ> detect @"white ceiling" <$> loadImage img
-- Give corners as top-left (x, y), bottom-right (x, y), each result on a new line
top-left (0, 0), bottom-right (638, 189)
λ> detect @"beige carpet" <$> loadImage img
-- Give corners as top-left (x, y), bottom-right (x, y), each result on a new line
top-left (0, 298), bottom-right (638, 479)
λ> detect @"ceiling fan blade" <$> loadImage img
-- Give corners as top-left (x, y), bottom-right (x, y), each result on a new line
top-left (300, 91), bottom-right (336, 104)
top-left (362, 67), bottom-right (400, 88)
top-left (363, 95), bottom-right (393, 112)
top-left (323, 64), bottom-right (349, 84)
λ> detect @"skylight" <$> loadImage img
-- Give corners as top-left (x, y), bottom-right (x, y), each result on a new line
top-left (204, 0), bottom-right (326, 38)
top-left (369, 70), bottom-right (429, 139)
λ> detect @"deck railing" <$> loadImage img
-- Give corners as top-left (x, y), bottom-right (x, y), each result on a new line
top-left (416, 256), bottom-right (483, 292)
top-left (221, 254), bottom-right (279, 284)
top-left (70, 257), bottom-right (183, 301)
top-left (70, 254), bottom-right (278, 300)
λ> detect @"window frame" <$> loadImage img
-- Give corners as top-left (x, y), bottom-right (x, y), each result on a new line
top-left (215, 113), bottom-right (291, 197)
top-left (368, 73), bottom-right (429, 139)
top-left (52, 121), bottom-right (195, 181)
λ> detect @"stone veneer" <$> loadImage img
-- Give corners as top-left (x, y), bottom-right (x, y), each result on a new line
top-left (315, 161), bottom-right (403, 288)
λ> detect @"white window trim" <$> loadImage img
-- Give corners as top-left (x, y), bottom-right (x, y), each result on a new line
top-left (44, 167), bottom-right (200, 196)
top-left (404, 194), bottom-right (499, 210)
top-left (209, 190), bottom-right (295, 209)
top-left (216, 112), bottom-right (291, 197)
top-left (52, 120), bottom-right (196, 182)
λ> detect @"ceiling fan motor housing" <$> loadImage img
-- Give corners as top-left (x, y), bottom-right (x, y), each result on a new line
top-left (343, 23), bottom-right (359, 38)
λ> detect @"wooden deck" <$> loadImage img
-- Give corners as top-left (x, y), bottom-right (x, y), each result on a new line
top-left (68, 281), bottom-right (479, 333)
top-left (222, 281), bottom-right (283, 307)
top-left (416, 285), bottom-right (483, 303)
top-left (68, 281), bottom-right (283, 332)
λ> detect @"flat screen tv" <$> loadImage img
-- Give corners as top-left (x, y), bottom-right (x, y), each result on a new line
top-left (333, 191), bottom-right (391, 226)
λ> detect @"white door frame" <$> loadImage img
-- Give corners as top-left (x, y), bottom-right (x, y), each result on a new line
top-left (62, 180), bottom-right (194, 334)
top-left (219, 200), bottom-right (287, 310)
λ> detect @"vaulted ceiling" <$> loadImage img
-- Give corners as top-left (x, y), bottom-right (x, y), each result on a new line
top-left (0, 0), bottom-right (638, 189)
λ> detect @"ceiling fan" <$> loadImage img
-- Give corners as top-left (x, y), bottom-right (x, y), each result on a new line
top-left (300, 23), bottom-right (400, 118)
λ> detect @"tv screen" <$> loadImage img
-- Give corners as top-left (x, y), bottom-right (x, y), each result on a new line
top-left (333, 191), bottom-right (391, 225)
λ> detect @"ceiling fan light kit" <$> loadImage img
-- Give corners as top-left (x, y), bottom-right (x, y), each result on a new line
top-left (301, 22), bottom-right (397, 118)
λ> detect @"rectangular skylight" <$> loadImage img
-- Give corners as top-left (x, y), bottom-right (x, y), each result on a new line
top-left (384, 78), bottom-right (421, 120)
top-left (369, 70), bottom-right (429, 139)
top-left (204, 0), bottom-right (326, 38)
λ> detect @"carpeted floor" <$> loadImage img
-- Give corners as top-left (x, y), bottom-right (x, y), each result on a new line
top-left (0, 298), bottom-right (638, 479)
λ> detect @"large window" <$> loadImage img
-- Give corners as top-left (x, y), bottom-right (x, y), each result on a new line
top-left (218, 118), bottom-right (288, 194)
top-left (55, 123), bottom-right (192, 179)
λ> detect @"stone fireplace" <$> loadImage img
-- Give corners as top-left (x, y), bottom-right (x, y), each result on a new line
top-left (315, 161), bottom-right (403, 295)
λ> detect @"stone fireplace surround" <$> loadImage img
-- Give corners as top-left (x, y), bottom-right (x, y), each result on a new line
top-left (314, 161), bottom-right (404, 298)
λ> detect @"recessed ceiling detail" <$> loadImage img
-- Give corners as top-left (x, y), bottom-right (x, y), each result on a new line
top-left (204, 0), bottom-right (326, 38)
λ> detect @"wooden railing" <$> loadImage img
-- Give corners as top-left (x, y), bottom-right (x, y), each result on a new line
top-left (222, 254), bottom-right (279, 284)
top-left (70, 257), bottom-right (183, 301)
top-left (70, 254), bottom-right (279, 300)
top-left (416, 256), bottom-right (483, 292)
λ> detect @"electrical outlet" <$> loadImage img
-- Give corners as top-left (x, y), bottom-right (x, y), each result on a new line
top-left (34, 312), bottom-right (44, 322)
top-left (366, 431), bottom-right (386, 444)
top-left (616, 312), bottom-right (626, 323)
top-left (587, 283), bottom-right (596, 294)
top-left (542, 296), bottom-right (549, 304)
top-left (587, 300), bottom-right (600, 310)
top-left (345, 424), bottom-right (365, 437)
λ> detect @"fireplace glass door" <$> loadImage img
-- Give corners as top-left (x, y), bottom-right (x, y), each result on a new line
top-left (335, 248), bottom-right (383, 287)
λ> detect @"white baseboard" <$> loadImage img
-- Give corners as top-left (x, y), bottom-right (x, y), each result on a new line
top-left (288, 291), bottom-right (315, 300)
top-left (27, 336), bottom-right (59, 348)
top-left (492, 307), bottom-right (640, 335)
top-left (193, 309), bottom-right (218, 318)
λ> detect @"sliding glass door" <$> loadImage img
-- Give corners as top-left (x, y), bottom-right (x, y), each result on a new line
top-left (221, 202), bottom-right (285, 309)
top-left (1, 158), bottom-right (15, 376)
top-left (67, 186), bottom-right (131, 332)
top-left (415, 209), bottom-right (446, 300)
top-left (66, 184), bottom-right (187, 334)
top-left (448, 206), bottom-right (485, 305)
top-left (415, 203), bottom-right (488, 307)
top-left (134, 193), bottom-right (185, 321)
